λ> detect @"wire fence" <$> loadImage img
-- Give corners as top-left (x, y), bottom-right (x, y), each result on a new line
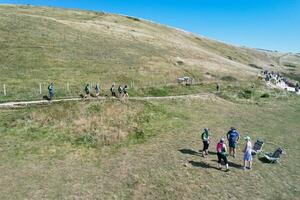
top-left (0, 78), bottom-right (204, 101)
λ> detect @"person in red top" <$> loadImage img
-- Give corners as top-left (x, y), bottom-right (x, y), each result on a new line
top-left (217, 138), bottom-right (229, 171)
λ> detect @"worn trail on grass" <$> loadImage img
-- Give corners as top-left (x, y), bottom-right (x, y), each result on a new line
top-left (0, 93), bottom-right (224, 108)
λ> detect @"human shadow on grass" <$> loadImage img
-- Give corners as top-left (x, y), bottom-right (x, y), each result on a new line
top-left (178, 149), bottom-right (218, 156)
top-left (178, 149), bottom-right (199, 156)
top-left (189, 161), bottom-right (219, 170)
top-left (208, 151), bottom-right (218, 155)
top-left (43, 95), bottom-right (50, 100)
top-left (258, 157), bottom-right (276, 164)
top-left (212, 159), bottom-right (243, 169)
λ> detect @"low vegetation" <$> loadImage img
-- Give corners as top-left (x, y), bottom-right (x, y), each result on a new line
top-left (0, 4), bottom-right (300, 200)
top-left (0, 90), bottom-right (299, 199)
top-left (0, 4), bottom-right (299, 103)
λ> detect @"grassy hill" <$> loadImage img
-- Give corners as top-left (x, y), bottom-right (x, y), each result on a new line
top-left (0, 4), bottom-right (299, 101)
top-left (0, 4), bottom-right (300, 200)
top-left (0, 93), bottom-right (299, 199)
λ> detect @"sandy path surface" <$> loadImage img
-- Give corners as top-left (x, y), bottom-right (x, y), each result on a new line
top-left (0, 93), bottom-right (222, 108)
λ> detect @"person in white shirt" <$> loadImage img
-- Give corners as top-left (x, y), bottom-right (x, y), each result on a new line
top-left (243, 136), bottom-right (253, 170)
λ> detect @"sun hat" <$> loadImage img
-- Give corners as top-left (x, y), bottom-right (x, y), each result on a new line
top-left (220, 138), bottom-right (225, 142)
top-left (244, 136), bottom-right (251, 140)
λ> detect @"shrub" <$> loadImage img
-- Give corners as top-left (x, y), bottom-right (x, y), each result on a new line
top-left (177, 61), bottom-right (184, 65)
top-left (282, 72), bottom-right (300, 82)
top-left (75, 133), bottom-right (98, 148)
top-left (261, 93), bottom-right (270, 98)
top-left (248, 63), bottom-right (263, 69)
top-left (126, 16), bottom-right (141, 22)
top-left (238, 89), bottom-right (253, 99)
top-left (284, 64), bottom-right (296, 68)
top-left (221, 76), bottom-right (237, 82)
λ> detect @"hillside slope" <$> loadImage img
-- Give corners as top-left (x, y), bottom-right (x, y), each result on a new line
top-left (0, 5), bottom-right (299, 99)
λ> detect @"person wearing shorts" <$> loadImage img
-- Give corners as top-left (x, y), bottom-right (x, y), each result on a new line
top-left (123, 85), bottom-right (129, 98)
top-left (216, 138), bottom-right (229, 171)
top-left (227, 127), bottom-right (240, 158)
top-left (201, 128), bottom-right (211, 157)
top-left (243, 136), bottom-right (253, 170)
top-left (95, 83), bottom-right (100, 97)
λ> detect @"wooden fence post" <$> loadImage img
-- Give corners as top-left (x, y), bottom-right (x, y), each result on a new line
top-left (3, 84), bottom-right (6, 96)
top-left (39, 83), bottom-right (42, 94)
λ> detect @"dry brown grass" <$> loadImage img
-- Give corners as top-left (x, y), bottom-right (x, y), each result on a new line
top-left (1, 5), bottom-right (299, 102)
top-left (0, 95), bottom-right (300, 199)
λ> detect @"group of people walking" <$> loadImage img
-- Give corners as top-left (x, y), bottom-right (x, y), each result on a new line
top-left (47, 82), bottom-right (129, 100)
top-left (110, 83), bottom-right (129, 98)
top-left (201, 127), bottom-right (253, 172)
top-left (261, 70), bottom-right (300, 93)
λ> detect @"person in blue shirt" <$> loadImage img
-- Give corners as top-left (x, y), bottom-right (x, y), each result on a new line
top-left (95, 83), bottom-right (101, 97)
top-left (226, 127), bottom-right (240, 158)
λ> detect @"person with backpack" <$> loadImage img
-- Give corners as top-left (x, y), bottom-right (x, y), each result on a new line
top-left (110, 83), bottom-right (116, 97)
top-left (118, 85), bottom-right (123, 97)
top-left (48, 82), bottom-right (54, 101)
top-left (217, 138), bottom-right (229, 171)
top-left (227, 127), bottom-right (240, 158)
top-left (123, 85), bottom-right (129, 98)
top-left (84, 84), bottom-right (91, 98)
top-left (201, 128), bottom-right (211, 157)
top-left (95, 83), bottom-right (100, 97)
top-left (243, 136), bottom-right (253, 170)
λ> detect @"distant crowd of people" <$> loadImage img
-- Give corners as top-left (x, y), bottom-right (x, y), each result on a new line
top-left (261, 70), bottom-right (300, 93)
top-left (201, 127), bottom-right (252, 172)
top-left (47, 82), bottom-right (129, 101)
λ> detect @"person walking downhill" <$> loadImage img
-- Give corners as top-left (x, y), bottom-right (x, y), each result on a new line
top-left (216, 138), bottom-right (229, 172)
top-left (201, 128), bottom-right (211, 157)
top-left (123, 85), bottom-right (129, 98)
top-left (48, 82), bottom-right (54, 101)
top-left (95, 83), bottom-right (100, 97)
top-left (84, 84), bottom-right (91, 98)
top-left (227, 127), bottom-right (240, 158)
top-left (243, 136), bottom-right (253, 170)
top-left (118, 85), bottom-right (123, 98)
top-left (110, 83), bottom-right (116, 97)
top-left (216, 83), bottom-right (220, 92)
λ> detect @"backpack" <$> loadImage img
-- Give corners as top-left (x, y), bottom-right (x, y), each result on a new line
top-left (201, 132), bottom-right (206, 140)
top-left (217, 142), bottom-right (223, 153)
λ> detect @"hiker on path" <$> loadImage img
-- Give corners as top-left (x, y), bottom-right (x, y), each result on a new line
top-left (95, 83), bottom-right (101, 97)
top-left (84, 84), bottom-right (91, 98)
top-left (217, 138), bottom-right (229, 171)
top-left (48, 82), bottom-right (54, 101)
top-left (243, 136), bottom-right (253, 170)
top-left (201, 128), bottom-right (211, 157)
top-left (295, 83), bottom-right (299, 93)
top-left (118, 85), bottom-right (123, 97)
top-left (123, 85), bottom-right (129, 98)
top-left (110, 83), bottom-right (116, 97)
top-left (216, 83), bottom-right (220, 92)
top-left (227, 127), bottom-right (240, 158)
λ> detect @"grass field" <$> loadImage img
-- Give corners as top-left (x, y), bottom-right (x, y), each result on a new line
top-left (0, 89), bottom-right (299, 199)
top-left (1, 4), bottom-right (300, 200)
top-left (1, 4), bottom-right (299, 102)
